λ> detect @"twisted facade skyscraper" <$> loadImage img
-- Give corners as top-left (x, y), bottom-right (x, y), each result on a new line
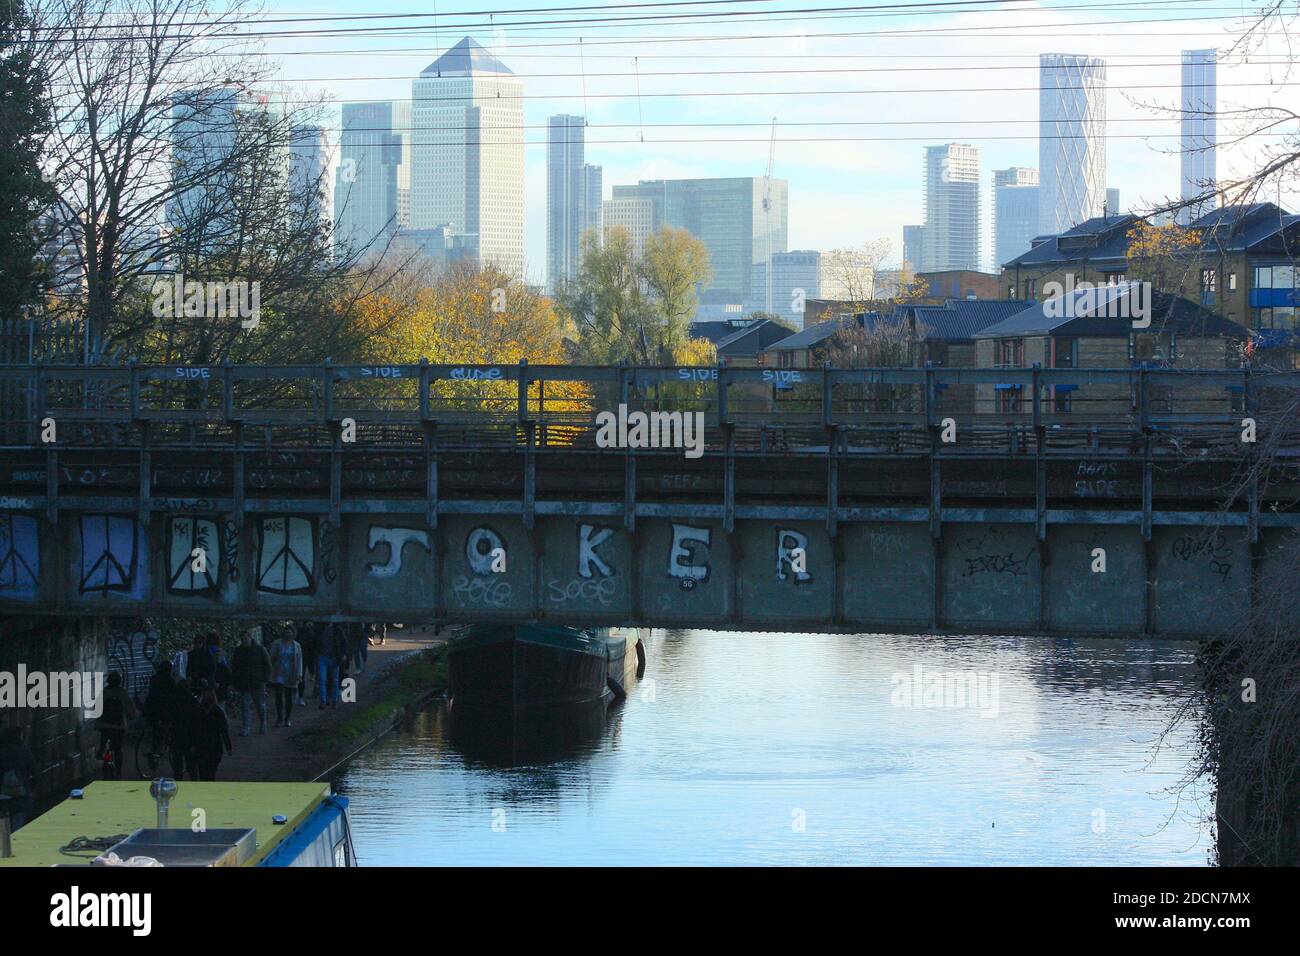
top-left (1038, 54), bottom-right (1107, 235)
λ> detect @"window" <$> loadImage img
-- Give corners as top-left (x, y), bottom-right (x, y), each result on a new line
top-left (1052, 337), bottom-right (1077, 368)
top-left (1053, 390), bottom-right (1072, 413)
top-left (1201, 268), bottom-right (1217, 293)
top-left (997, 387), bottom-right (1022, 414)
top-left (1024, 278), bottom-right (1036, 299)
top-left (1259, 307), bottom-right (1298, 331)
top-left (1228, 272), bottom-right (1237, 291)
top-left (1253, 265), bottom-right (1298, 290)
top-left (1107, 273), bottom-right (1127, 285)
top-left (996, 338), bottom-right (1024, 367)
top-left (1130, 332), bottom-right (1176, 364)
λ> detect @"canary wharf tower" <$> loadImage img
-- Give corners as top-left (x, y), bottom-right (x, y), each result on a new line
top-left (410, 37), bottom-right (524, 276)
top-left (1038, 54), bottom-right (1107, 234)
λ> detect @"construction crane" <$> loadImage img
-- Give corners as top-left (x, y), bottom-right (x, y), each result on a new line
top-left (763, 117), bottom-right (776, 315)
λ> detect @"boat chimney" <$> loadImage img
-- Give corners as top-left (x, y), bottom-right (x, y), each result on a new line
top-left (150, 778), bottom-right (178, 828)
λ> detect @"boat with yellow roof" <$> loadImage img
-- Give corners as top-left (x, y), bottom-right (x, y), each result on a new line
top-left (0, 780), bottom-right (355, 867)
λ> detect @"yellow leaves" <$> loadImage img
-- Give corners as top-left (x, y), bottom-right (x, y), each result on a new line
top-left (362, 265), bottom-right (570, 367)
top-left (1126, 221), bottom-right (1202, 260)
top-left (671, 337), bottom-right (717, 367)
top-left (355, 263), bottom-right (589, 413)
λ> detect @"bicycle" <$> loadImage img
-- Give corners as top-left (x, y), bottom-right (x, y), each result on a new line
top-left (99, 731), bottom-right (124, 780)
top-left (133, 722), bottom-right (174, 780)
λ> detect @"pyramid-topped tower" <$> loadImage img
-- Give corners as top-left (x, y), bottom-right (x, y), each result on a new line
top-left (410, 37), bottom-right (524, 277)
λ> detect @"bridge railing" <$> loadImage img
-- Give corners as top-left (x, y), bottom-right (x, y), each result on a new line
top-left (2, 363), bottom-right (1298, 455)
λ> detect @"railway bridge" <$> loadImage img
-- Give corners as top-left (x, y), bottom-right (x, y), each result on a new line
top-left (1, 362), bottom-right (1297, 638)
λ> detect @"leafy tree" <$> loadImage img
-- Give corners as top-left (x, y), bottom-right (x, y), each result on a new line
top-left (640, 225), bottom-right (712, 355)
top-left (0, 0), bottom-right (54, 317)
top-left (563, 224), bottom-right (712, 365)
top-left (361, 261), bottom-right (586, 416)
top-left (366, 262), bottom-right (572, 366)
top-left (561, 226), bottom-right (652, 364)
top-left (1125, 220), bottom-right (1203, 297)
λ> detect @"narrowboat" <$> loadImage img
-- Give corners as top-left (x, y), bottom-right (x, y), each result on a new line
top-left (0, 780), bottom-right (355, 867)
top-left (447, 624), bottom-right (645, 708)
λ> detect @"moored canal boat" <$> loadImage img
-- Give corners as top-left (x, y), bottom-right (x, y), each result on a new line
top-left (448, 624), bottom-right (643, 708)
top-left (0, 781), bottom-right (355, 867)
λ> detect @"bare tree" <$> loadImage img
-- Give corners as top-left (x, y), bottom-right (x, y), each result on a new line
top-left (31, 0), bottom-right (399, 366)
top-left (825, 314), bottom-right (931, 413)
top-left (820, 239), bottom-right (929, 319)
top-left (1135, 6), bottom-right (1300, 867)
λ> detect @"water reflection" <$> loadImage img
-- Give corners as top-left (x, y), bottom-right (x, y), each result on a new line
top-left (448, 699), bottom-right (616, 769)
top-left (336, 631), bottom-right (1211, 866)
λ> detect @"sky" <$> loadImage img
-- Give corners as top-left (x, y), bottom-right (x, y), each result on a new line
top-left (246, 0), bottom-right (1300, 286)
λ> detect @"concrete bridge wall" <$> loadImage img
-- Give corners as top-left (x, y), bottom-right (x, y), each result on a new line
top-left (2, 507), bottom-right (1291, 637)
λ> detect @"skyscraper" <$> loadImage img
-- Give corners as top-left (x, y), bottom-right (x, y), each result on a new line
top-left (1181, 48), bottom-right (1217, 223)
top-left (920, 144), bottom-right (981, 273)
top-left (546, 115), bottom-right (603, 294)
top-left (993, 167), bottom-right (1039, 268)
top-left (584, 164), bottom-right (603, 251)
top-left (602, 197), bottom-right (656, 260)
top-left (752, 250), bottom-right (820, 327)
top-left (290, 125), bottom-right (329, 228)
top-left (611, 177), bottom-right (788, 312)
top-left (410, 37), bottom-right (524, 276)
top-left (168, 86), bottom-right (251, 243)
top-left (333, 101), bottom-right (407, 257)
top-left (1039, 54), bottom-right (1107, 234)
top-left (902, 225), bottom-right (924, 272)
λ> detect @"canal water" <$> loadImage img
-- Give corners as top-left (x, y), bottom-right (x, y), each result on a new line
top-left (335, 631), bottom-right (1212, 866)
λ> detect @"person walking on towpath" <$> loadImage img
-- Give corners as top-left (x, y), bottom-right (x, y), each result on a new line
top-left (232, 629), bottom-right (272, 736)
top-left (269, 628), bottom-right (303, 728)
top-left (317, 621), bottom-right (347, 709)
top-left (191, 689), bottom-right (233, 780)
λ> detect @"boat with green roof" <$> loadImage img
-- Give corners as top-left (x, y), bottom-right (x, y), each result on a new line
top-left (448, 624), bottom-right (645, 709)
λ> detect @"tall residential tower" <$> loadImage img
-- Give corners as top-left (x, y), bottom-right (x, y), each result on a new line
top-left (1039, 54), bottom-right (1107, 234)
top-left (920, 144), bottom-right (981, 273)
top-left (1180, 49), bottom-right (1217, 222)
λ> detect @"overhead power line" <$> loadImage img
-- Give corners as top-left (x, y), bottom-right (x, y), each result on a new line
top-left (141, 80), bottom-right (1288, 106)
top-left (27, 0), bottom-right (1050, 32)
top-left (30, 13), bottom-right (1250, 58)
top-left (263, 57), bottom-right (1272, 84)
top-left (23, 0), bottom-right (1242, 43)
